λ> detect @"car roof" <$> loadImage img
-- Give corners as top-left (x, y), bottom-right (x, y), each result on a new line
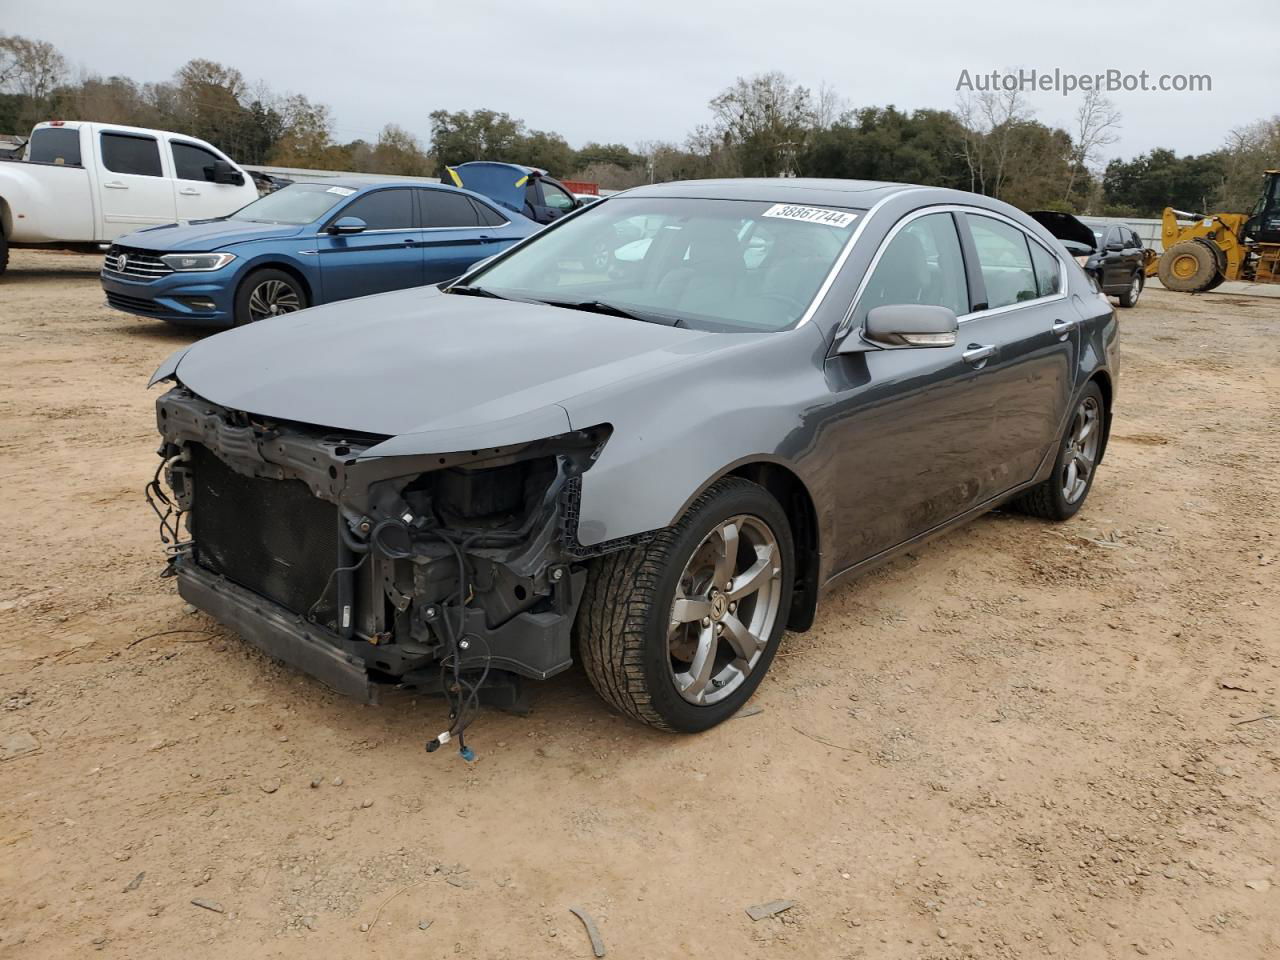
top-left (620, 177), bottom-right (911, 208)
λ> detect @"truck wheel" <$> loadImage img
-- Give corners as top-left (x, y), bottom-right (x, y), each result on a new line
top-left (1008, 381), bottom-right (1106, 522)
top-left (234, 268), bottom-right (306, 325)
top-left (576, 477), bottom-right (794, 732)
top-left (1116, 270), bottom-right (1143, 308)
top-left (1158, 242), bottom-right (1218, 293)
top-left (0, 230), bottom-right (8, 279)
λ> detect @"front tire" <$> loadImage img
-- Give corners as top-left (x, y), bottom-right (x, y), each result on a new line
top-left (0, 230), bottom-right (9, 279)
top-left (1158, 242), bottom-right (1218, 293)
top-left (576, 477), bottom-right (794, 732)
top-left (234, 268), bottom-right (306, 326)
top-left (1009, 381), bottom-right (1106, 521)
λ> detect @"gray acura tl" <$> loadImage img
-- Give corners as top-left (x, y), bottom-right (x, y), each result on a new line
top-left (147, 178), bottom-right (1116, 747)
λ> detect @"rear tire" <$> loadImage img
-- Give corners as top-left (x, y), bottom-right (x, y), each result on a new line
top-left (234, 268), bottom-right (306, 326)
top-left (1009, 381), bottom-right (1106, 522)
top-left (0, 230), bottom-right (9, 279)
top-left (1116, 270), bottom-right (1143, 308)
top-left (576, 477), bottom-right (794, 732)
top-left (1158, 241), bottom-right (1218, 293)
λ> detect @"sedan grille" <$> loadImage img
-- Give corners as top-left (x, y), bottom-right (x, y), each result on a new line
top-left (190, 444), bottom-right (340, 623)
top-left (105, 291), bottom-right (163, 313)
top-left (103, 246), bottom-right (173, 281)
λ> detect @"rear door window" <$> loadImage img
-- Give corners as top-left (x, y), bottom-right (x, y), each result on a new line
top-left (965, 215), bottom-right (1039, 308)
top-left (418, 189), bottom-right (481, 228)
top-left (470, 198), bottom-right (508, 226)
top-left (859, 212), bottom-right (968, 318)
top-left (1027, 238), bottom-right (1063, 298)
top-left (336, 189), bottom-right (416, 230)
top-left (101, 132), bottom-right (163, 177)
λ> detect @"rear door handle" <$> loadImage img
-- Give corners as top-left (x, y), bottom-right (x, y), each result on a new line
top-left (963, 344), bottom-right (998, 366)
top-left (103, 180), bottom-right (127, 189)
top-left (178, 187), bottom-right (200, 196)
top-left (1051, 318), bottom-right (1078, 338)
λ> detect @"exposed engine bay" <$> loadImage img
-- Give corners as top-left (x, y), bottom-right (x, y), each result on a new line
top-left (148, 385), bottom-right (613, 758)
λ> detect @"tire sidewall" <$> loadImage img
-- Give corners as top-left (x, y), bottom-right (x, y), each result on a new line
top-left (1046, 381), bottom-right (1106, 519)
top-left (639, 483), bottom-right (794, 732)
top-left (234, 268), bottom-right (305, 327)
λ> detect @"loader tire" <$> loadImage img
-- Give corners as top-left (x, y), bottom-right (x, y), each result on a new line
top-left (1158, 241), bottom-right (1219, 293)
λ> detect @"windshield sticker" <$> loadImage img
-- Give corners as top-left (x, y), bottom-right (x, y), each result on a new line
top-left (326, 186), bottom-right (356, 196)
top-left (762, 204), bottom-right (858, 228)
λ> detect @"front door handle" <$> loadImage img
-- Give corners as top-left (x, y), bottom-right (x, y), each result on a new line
top-left (963, 343), bottom-right (998, 366)
top-left (103, 180), bottom-right (127, 189)
top-left (1051, 318), bottom-right (1078, 337)
top-left (178, 187), bottom-right (200, 196)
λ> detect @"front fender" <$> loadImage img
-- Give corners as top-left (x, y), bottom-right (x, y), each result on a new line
top-left (563, 323), bottom-right (829, 546)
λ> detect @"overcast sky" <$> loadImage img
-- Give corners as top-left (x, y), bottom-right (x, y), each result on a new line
top-left (4, 0), bottom-right (1277, 162)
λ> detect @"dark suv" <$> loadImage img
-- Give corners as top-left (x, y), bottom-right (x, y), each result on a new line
top-left (1085, 224), bottom-right (1147, 308)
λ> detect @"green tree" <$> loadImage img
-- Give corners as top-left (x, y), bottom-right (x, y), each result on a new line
top-left (574, 141), bottom-right (643, 170)
top-left (1103, 148), bottom-right (1227, 216)
top-left (705, 71), bottom-right (814, 176)
top-left (367, 123), bottom-right (432, 176)
top-left (429, 108), bottom-right (524, 171)
top-left (517, 129), bottom-right (574, 175)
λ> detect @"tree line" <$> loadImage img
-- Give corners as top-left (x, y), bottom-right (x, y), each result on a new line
top-left (2, 34), bottom-right (1275, 216)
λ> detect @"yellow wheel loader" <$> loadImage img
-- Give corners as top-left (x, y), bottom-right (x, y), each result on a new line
top-left (1146, 169), bottom-right (1280, 292)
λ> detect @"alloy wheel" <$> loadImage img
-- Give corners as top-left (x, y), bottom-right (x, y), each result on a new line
top-left (667, 515), bottom-right (783, 705)
top-left (1061, 395), bottom-right (1101, 504)
top-left (1129, 274), bottom-right (1141, 301)
top-left (247, 279), bottom-right (301, 321)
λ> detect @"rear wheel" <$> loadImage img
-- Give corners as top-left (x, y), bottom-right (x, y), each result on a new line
top-left (1158, 242), bottom-right (1218, 293)
top-left (576, 477), bottom-right (794, 732)
top-left (1009, 381), bottom-right (1105, 521)
top-left (234, 268), bottom-right (306, 325)
top-left (1116, 270), bottom-right (1143, 308)
top-left (0, 230), bottom-right (9, 278)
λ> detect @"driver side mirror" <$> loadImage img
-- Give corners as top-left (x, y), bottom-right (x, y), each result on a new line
top-left (329, 216), bottom-right (367, 235)
top-left (844, 304), bottom-right (958, 353)
top-left (210, 159), bottom-right (244, 186)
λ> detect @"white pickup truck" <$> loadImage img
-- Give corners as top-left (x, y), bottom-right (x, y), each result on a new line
top-left (0, 121), bottom-right (258, 276)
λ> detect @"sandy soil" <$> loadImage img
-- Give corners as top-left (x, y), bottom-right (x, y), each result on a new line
top-left (0, 248), bottom-right (1277, 960)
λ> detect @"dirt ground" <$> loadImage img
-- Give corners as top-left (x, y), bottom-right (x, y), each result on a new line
top-left (1, 248), bottom-right (1277, 960)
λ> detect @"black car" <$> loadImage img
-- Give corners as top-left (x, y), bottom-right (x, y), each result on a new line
top-left (1085, 223), bottom-right (1147, 308)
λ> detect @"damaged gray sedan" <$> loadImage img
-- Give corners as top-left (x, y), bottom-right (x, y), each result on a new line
top-left (148, 178), bottom-right (1117, 745)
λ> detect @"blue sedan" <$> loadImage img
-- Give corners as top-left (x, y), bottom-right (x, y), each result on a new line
top-left (101, 180), bottom-right (537, 326)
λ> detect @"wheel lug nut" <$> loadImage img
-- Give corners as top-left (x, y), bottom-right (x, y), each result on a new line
top-left (701, 616), bottom-right (711, 628)
top-left (728, 601), bottom-right (737, 613)
top-left (715, 623), bottom-right (724, 635)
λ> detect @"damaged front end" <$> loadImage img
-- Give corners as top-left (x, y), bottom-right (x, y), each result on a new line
top-left (150, 386), bottom-right (609, 745)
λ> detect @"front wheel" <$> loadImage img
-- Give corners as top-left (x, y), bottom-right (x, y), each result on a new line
top-left (234, 268), bottom-right (306, 325)
top-left (576, 477), bottom-right (794, 732)
top-left (0, 230), bottom-right (9, 279)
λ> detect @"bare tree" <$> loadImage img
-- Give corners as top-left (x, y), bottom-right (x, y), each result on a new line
top-left (1063, 89), bottom-right (1121, 205)
top-left (955, 82), bottom-right (1032, 198)
top-left (0, 34), bottom-right (67, 127)
top-left (813, 81), bottom-right (848, 131)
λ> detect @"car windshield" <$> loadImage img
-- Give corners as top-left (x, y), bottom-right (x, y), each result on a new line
top-left (228, 183), bottom-right (355, 225)
top-left (464, 197), bottom-right (861, 331)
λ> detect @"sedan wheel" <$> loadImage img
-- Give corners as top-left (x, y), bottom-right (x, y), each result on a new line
top-left (1060, 395), bottom-right (1101, 504)
top-left (248, 279), bottom-right (301, 320)
top-left (1009, 380), bottom-right (1106, 521)
top-left (577, 477), bottom-right (794, 732)
top-left (234, 268), bottom-right (308, 326)
top-left (668, 515), bottom-right (783, 706)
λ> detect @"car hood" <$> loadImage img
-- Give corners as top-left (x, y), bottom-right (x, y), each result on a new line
top-left (1027, 210), bottom-right (1097, 254)
top-left (118, 218), bottom-right (306, 251)
top-left (169, 285), bottom-right (726, 447)
top-left (446, 162), bottom-right (534, 214)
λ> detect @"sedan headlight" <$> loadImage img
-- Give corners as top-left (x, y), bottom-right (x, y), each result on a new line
top-left (160, 252), bottom-right (237, 272)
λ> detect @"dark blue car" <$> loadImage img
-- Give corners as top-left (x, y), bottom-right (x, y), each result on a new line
top-left (101, 179), bottom-right (537, 326)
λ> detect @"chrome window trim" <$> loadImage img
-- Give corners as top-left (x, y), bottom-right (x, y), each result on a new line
top-left (795, 187), bottom-right (924, 328)
top-left (836, 204), bottom-right (1069, 339)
